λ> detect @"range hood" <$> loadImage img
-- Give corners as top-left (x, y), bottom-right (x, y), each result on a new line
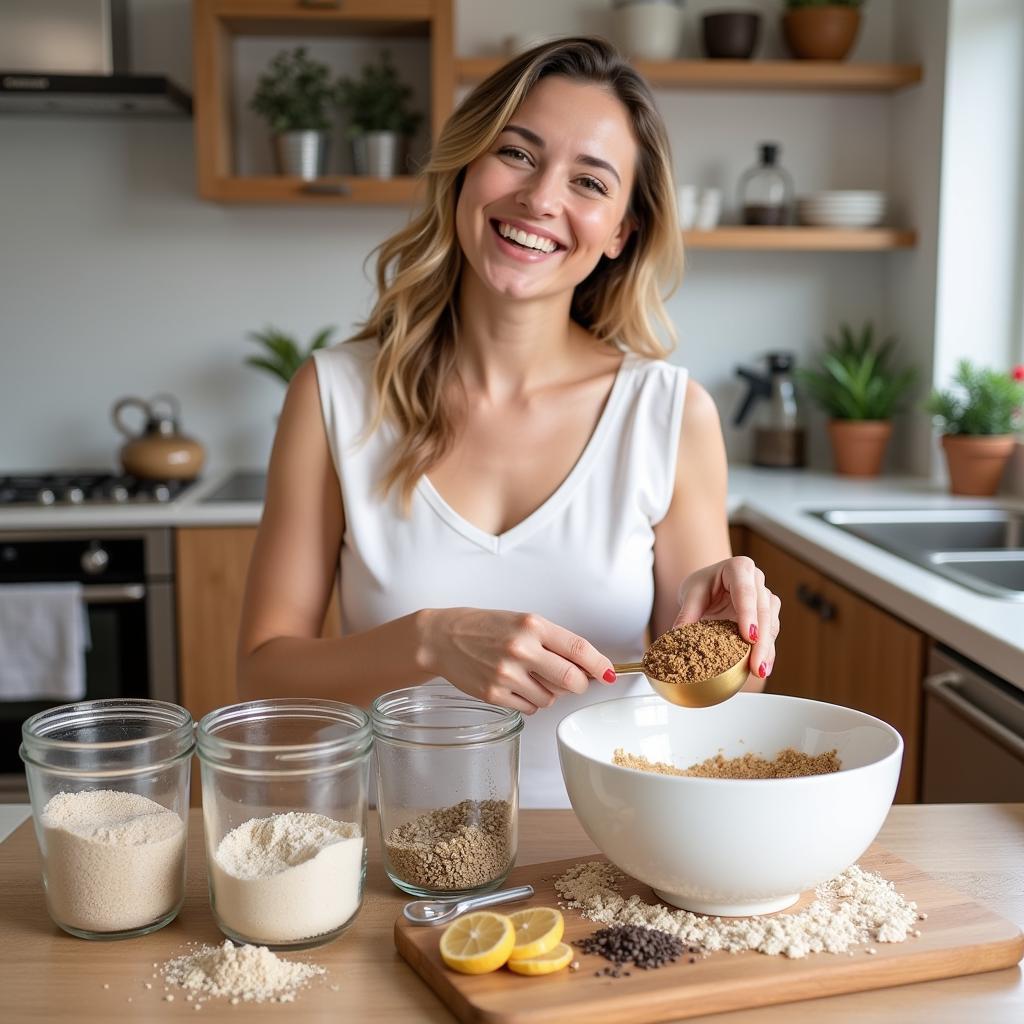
top-left (0, 0), bottom-right (192, 118)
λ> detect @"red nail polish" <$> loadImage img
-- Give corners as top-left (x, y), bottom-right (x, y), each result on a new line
top-left (758, 661), bottom-right (767, 679)
top-left (603, 669), bottom-right (616, 683)
top-left (749, 624), bottom-right (759, 643)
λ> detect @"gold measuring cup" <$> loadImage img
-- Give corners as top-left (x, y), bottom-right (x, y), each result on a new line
top-left (611, 654), bottom-right (750, 709)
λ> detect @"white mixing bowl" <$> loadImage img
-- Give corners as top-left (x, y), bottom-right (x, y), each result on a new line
top-left (557, 693), bottom-right (902, 916)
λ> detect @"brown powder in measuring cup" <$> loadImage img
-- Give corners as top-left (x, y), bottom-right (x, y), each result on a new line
top-left (642, 619), bottom-right (749, 684)
top-left (612, 747), bottom-right (841, 779)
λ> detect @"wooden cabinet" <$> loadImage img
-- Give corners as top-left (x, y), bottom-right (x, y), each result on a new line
top-left (728, 524), bottom-right (746, 557)
top-left (192, 0), bottom-right (454, 204)
top-left (176, 526), bottom-right (340, 800)
top-left (746, 531), bottom-right (925, 803)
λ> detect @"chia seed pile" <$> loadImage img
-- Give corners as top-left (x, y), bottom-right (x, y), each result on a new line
top-left (643, 619), bottom-right (749, 684)
top-left (576, 925), bottom-right (690, 977)
top-left (384, 798), bottom-right (513, 891)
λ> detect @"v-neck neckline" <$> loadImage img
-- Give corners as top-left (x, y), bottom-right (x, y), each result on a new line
top-left (416, 353), bottom-right (634, 554)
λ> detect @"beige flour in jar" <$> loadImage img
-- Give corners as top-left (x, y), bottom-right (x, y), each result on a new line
top-left (40, 789), bottom-right (186, 933)
top-left (210, 811), bottom-right (363, 944)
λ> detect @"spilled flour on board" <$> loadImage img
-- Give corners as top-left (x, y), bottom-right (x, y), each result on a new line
top-left (554, 861), bottom-right (924, 959)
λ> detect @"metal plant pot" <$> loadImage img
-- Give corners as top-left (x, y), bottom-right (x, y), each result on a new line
top-left (351, 131), bottom-right (406, 178)
top-left (272, 130), bottom-right (330, 180)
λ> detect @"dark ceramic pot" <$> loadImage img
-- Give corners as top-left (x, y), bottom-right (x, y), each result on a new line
top-left (702, 11), bottom-right (761, 60)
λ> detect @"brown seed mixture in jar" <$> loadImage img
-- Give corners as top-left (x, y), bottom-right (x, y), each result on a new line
top-left (612, 747), bottom-right (841, 779)
top-left (384, 798), bottom-right (513, 891)
top-left (642, 619), bottom-right (749, 684)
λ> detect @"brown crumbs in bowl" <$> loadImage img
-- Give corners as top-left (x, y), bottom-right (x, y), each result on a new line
top-left (612, 747), bottom-right (842, 779)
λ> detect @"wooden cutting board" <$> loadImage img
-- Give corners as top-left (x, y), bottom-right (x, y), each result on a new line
top-left (395, 845), bottom-right (1024, 1024)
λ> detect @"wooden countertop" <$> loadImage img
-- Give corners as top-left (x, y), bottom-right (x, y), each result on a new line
top-left (4, 805), bottom-right (1023, 1022)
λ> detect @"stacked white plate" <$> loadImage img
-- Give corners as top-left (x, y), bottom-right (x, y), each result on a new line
top-left (796, 191), bottom-right (887, 228)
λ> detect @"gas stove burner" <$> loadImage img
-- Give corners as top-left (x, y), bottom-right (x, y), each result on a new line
top-left (0, 472), bottom-right (197, 506)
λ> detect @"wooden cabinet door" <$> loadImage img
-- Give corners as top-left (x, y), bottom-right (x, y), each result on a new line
top-left (177, 526), bottom-right (343, 719)
top-left (816, 576), bottom-right (924, 803)
top-left (728, 524), bottom-right (747, 557)
top-left (176, 526), bottom-right (341, 802)
top-left (746, 532), bottom-right (823, 701)
top-left (177, 527), bottom-right (258, 728)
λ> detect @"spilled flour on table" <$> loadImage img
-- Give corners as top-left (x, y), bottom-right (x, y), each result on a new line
top-left (554, 861), bottom-right (924, 959)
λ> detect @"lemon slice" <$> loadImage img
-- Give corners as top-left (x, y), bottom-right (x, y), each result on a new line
top-left (506, 941), bottom-right (574, 976)
top-left (440, 911), bottom-right (515, 975)
top-left (507, 907), bottom-right (564, 961)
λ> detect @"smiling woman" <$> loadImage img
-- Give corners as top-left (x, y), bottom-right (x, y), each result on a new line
top-left (237, 38), bottom-right (782, 808)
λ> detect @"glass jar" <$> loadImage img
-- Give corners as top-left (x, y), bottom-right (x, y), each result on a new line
top-left (19, 698), bottom-right (194, 940)
top-left (197, 699), bottom-right (371, 950)
top-left (738, 142), bottom-right (794, 225)
top-left (371, 680), bottom-right (523, 898)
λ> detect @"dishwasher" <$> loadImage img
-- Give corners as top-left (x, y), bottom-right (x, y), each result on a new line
top-left (922, 645), bottom-right (1024, 802)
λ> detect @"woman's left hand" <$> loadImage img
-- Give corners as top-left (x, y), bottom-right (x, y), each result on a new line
top-left (672, 557), bottom-right (780, 685)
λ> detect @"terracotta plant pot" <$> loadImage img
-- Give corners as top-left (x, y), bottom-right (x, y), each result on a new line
top-left (782, 7), bottom-right (861, 61)
top-left (827, 419), bottom-right (892, 477)
top-left (941, 434), bottom-right (1017, 496)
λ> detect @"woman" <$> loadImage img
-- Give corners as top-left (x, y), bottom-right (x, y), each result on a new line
top-left (238, 37), bottom-right (780, 807)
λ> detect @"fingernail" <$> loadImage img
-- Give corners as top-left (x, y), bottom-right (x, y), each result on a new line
top-left (749, 624), bottom-right (759, 643)
top-left (758, 661), bottom-right (767, 679)
top-left (603, 668), bottom-right (616, 683)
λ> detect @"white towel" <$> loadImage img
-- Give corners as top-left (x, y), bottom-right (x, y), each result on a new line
top-left (0, 583), bottom-right (89, 702)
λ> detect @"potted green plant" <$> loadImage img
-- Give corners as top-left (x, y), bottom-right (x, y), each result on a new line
top-left (335, 51), bottom-right (422, 179)
top-left (245, 325), bottom-right (336, 385)
top-left (250, 47), bottom-right (336, 180)
top-left (781, 0), bottom-right (865, 61)
top-left (797, 322), bottom-right (916, 477)
top-left (925, 361), bottom-right (1024, 496)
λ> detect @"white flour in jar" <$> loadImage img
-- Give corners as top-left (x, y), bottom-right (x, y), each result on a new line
top-left (211, 811), bottom-right (363, 944)
top-left (40, 789), bottom-right (186, 932)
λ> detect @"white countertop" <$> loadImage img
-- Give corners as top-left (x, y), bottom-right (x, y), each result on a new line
top-left (1, 467), bottom-right (1022, 688)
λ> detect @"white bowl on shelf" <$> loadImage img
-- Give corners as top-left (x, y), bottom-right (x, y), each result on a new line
top-left (797, 190), bottom-right (887, 227)
top-left (557, 693), bottom-right (902, 916)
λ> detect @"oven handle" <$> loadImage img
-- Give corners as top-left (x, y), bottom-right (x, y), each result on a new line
top-left (924, 670), bottom-right (1024, 761)
top-left (82, 584), bottom-right (146, 604)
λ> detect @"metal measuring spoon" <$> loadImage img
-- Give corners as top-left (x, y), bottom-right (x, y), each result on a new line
top-left (402, 884), bottom-right (535, 926)
top-left (614, 651), bottom-right (749, 708)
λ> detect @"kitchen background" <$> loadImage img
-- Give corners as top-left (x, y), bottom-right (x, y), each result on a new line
top-left (2, 0), bottom-right (1022, 486)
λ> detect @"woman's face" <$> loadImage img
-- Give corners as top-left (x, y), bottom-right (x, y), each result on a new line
top-left (455, 75), bottom-right (638, 304)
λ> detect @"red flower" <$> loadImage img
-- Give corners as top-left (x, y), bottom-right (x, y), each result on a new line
top-left (1014, 365), bottom-right (1024, 381)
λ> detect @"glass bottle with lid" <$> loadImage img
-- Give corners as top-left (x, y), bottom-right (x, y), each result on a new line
top-left (739, 142), bottom-right (794, 226)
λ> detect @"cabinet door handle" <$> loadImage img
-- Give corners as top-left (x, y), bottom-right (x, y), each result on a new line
top-left (796, 583), bottom-right (820, 610)
top-left (299, 0), bottom-right (341, 8)
top-left (818, 599), bottom-right (836, 622)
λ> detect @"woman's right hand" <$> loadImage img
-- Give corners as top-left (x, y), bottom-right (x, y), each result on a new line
top-left (418, 608), bottom-right (617, 714)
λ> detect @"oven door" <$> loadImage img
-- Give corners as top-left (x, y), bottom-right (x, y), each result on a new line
top-left (0, 577), bottom-right (176, 796)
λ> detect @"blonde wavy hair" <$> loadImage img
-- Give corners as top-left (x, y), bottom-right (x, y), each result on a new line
top-left (349, 36), bottom-right (684, 508)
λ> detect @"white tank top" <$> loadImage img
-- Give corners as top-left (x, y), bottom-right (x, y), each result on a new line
top-left (313, 339), bottom-right (688, 807)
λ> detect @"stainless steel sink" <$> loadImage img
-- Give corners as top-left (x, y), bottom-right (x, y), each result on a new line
top-left (812, 508), bottom-right (1024, 601)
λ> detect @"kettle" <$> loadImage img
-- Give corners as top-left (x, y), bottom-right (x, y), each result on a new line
top-left (733, 352), bottom-right (806, 469)
top-left (111, 394), bottom-right (206, 481)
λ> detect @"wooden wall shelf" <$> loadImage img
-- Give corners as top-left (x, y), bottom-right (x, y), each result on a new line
top-left (193, 0), bottom-right (453, 204)
top-left (456, 57), bottom-right (922, 92)
top-left (204, 174), bottom-right (422, 204)
top-left (684, 227), bottom-right (917, 251)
